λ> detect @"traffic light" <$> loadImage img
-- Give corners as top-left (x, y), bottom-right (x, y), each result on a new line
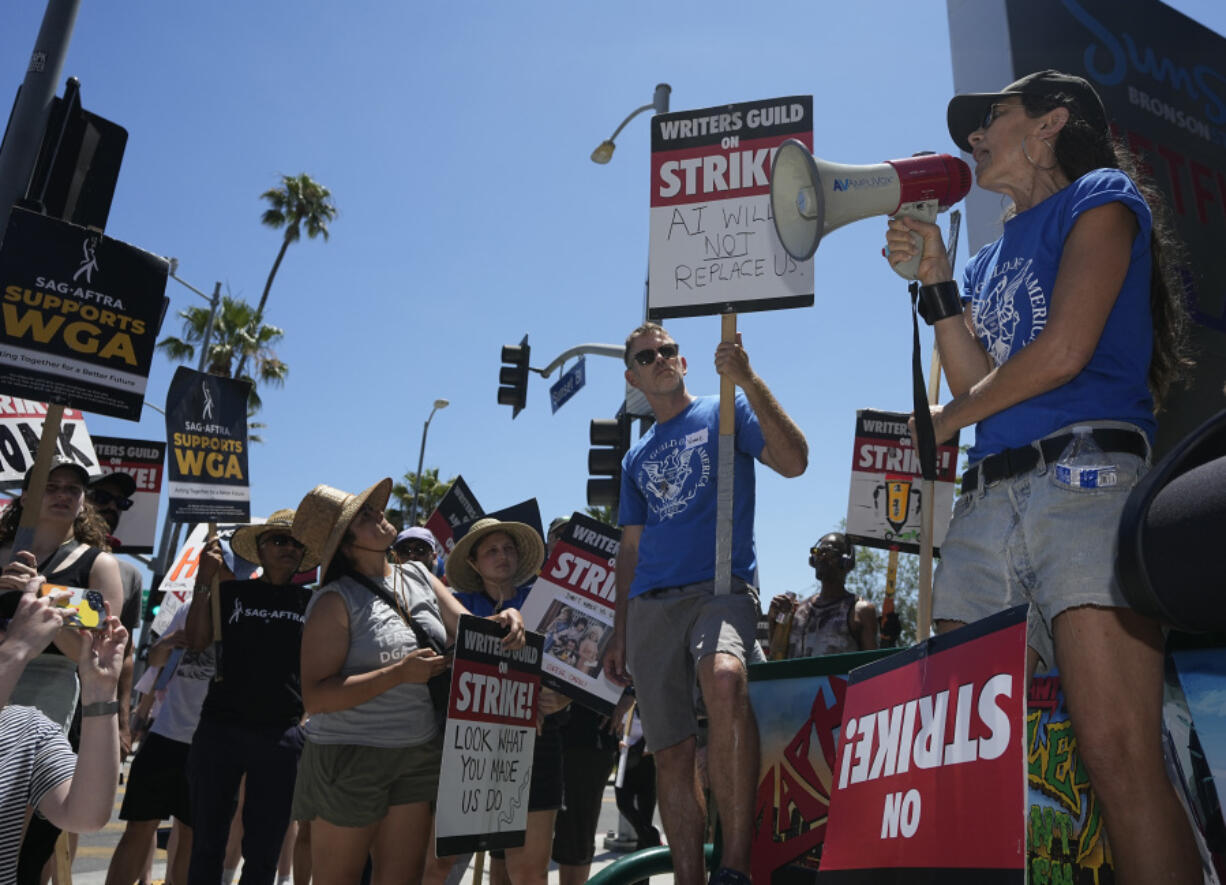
top-left (587, 414), bottom-right (631, 509)
top-left (497, 334), bottom-right (530, 418)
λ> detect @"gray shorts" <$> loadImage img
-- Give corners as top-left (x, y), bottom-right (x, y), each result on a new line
top-left (934, 421), bottom-right (1149, 669)
top-left (625, 578), bottom-right (759, 752)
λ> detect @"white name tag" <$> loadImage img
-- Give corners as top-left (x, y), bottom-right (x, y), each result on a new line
top-left (684, 428), bottom-right (708, 449)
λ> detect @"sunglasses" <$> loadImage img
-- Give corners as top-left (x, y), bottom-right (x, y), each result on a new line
top-left (261, 534), bottom-right (305, 550)
top-left (396, 541), bottom-right (434, 556)
top-left (632, 343), bottom-right (679, 367)
top-left (980, 102), bottom-right (1018, 132)
top-left (89, 489), bottom-right (133, 511)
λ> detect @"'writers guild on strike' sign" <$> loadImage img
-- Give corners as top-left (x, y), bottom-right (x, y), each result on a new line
top-left (435, 616), bottom-right (544, 857)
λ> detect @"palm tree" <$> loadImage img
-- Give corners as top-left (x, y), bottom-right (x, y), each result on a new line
top-left (157, 294), bottom-right (288, 414)
top-left (389, 468), bottom-right (456, 527)
top-left (255, 172), bottom-right (337, 321)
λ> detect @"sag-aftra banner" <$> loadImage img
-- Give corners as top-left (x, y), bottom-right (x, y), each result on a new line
top-left (165, 367), bottom-right (251, 522)
top-left (0, 208), bottom-right (168, 420)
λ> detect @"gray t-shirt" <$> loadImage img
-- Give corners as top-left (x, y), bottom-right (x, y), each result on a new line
top-left (303, 562), bottom-right (445, 749)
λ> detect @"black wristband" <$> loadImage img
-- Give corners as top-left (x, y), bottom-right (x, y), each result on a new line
top-left (81, 699), bottom-right (119, 718)
top-left (917, 280), bottom-right (963, 325)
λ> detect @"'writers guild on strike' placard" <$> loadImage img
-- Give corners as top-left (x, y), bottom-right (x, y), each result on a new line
top-left (648, 96), bottom-right (814, 319)
top-left (435, 616), bottom-right (544, 857)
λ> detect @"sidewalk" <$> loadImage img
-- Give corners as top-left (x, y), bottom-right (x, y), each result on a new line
top-left (68, 776), bottom-right (667, 885)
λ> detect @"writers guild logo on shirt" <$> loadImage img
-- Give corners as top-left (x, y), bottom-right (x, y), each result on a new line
top-left (73, 236), bottom-right (101, 285)
top-left (642, 440), bottom-right (711, 521)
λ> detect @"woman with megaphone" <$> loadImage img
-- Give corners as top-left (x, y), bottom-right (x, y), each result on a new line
top-left (884, 70), bottom-right (1198, 883)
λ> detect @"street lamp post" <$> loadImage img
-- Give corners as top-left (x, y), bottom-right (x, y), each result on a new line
top-left (590, 83), bottom-right (670, 165)
top-left (409, 398), bottom-right (450, 525)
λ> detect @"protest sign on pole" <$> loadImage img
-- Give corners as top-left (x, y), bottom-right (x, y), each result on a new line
top-left (845, 408), bottom-right (960, 555)
top-left (517, 511), bottom-right (623, 715)
top-left (164, 366), bottom-right (251, 523)
top-left (149, 520), bottom-right (255, 633)
top-left (0, 397), bottom-right (98, 485)
top-left (90, 435), bottom-right (164, 553)
top-left (647, 96), bottom-right (813, 319)
top-left (424, 475), bottom-right (483, 557)
top-left (436, 615), bottom-right (543, 857)
top-left (819, 606), bottom-right (1028, 883)
top-left (0, 207), bottom-right (168, 420)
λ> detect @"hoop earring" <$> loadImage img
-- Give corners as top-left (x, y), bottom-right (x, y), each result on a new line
top-left (1022, 134), bottom-right (1058, 171)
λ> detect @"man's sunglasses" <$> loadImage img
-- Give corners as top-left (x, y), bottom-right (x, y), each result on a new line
top-left (632, 343), bottom-right (679, 367)
top-left (261, 534), bottom-right (305, 550)
top-left (396, 541), bottom-right (434, 556)
top-left (89, 489), bottom-right (133, 511)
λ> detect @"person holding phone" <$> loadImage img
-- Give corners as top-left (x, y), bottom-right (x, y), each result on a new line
top-left (0, 589), bottom-right (127, 885)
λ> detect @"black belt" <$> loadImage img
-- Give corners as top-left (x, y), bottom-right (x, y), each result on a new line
top-left (962, 428), bottom-right (1148, 494)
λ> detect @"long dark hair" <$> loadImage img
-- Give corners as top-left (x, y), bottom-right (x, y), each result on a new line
top-left (1022, 91), bottom-right (1193, 409)
top-left (0, 498), bottom-right (111, 552)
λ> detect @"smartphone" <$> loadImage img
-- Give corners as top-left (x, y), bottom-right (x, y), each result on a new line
top-left (39, 583), bottom-right (106, 630)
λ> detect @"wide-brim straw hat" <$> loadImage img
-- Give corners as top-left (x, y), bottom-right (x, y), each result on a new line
top-left (230, 509), bottom-right (319, 572)
top-left (229, 507), bottom-right (318, 568)
top-left (292, 478), bottom-right (392, 579)
top-left (445, 517), bottom-right (544, 593)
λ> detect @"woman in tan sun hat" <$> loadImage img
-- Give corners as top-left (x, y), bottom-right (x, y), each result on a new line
top-left (289, 480), bottom-right (525, 884)
top-left (426, 517), bottom-right (563, 885)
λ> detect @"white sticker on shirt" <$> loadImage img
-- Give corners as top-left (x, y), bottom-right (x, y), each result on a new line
top-left (684, 428), bottom-right (708, 450)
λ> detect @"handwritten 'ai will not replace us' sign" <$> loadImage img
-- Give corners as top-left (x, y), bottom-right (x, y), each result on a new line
top-left (648, 96), bottom-right (813, 319)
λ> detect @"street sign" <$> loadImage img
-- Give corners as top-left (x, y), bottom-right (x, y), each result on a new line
top-left (549, 356), bottom-right (586, 414)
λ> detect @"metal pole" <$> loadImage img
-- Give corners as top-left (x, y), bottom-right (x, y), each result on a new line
top-left (409, 410), bottom-right (433, 526)
top-left (0, 0), bottom-right (81, 251)
top-left (141, 281), bottom-right (220, 647)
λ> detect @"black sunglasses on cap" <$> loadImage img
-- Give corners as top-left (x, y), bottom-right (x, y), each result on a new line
top-left (632, 343), bottom-right (679, 367)
top-left (396, 541), bottom-right (434, 556)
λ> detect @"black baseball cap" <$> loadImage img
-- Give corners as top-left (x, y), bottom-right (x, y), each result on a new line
top-left (22, 456), bottom-right (90, 491)
top-left (946, 69), bottom-right (1109, 153)
top-left (90, 470), bottom-right (137, 498)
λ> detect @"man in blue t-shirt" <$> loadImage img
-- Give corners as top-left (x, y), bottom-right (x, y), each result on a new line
top-left (604, 321), bottom-right (807, 885)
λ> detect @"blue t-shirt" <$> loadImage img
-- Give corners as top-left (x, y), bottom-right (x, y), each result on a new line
top-left (618, 393), bottom-right (765, 597)
top-left (452, 583), bottom-right (532, 616)
top-left (962, 168), bottom-right (1155, 463)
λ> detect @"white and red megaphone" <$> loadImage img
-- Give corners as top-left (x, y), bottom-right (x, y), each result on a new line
top-left (770, 139), bottom-right (971, 280)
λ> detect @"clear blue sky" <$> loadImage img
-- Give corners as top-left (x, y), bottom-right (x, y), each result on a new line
top-left (3, 0), bottom-right (1224, 601)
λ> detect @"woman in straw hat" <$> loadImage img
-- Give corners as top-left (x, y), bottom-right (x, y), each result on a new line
top-left (290, 481), bottom-right (525, 885)
top-left (424, 517), bottom-right (562, 885)
top-left (182, 508), bottom-right (315, 885)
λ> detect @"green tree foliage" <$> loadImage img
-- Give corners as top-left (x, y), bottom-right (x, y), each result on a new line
top-left (584, 504), bottom-right (616, 526)
top-left (845, 544), bottom-right (921, 647)
top-left (256, 173), bottom-right (337, 320)
top-left (156, 294), bottom-right (288, 415)
top-left (388, 467), bottom-right (455, 529)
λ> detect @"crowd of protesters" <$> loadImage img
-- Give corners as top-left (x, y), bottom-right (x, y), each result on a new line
top-left (0, 65), bottom-right (1217, 885)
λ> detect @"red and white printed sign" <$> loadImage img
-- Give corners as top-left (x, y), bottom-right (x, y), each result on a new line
top-left (845, 408), bottom-right (960, 555)
top-left (90, 435), bottom-right (165, 554)
top-left (518, 512), bottom-right (623, 715)
top-left (435, 616), bottom-right (543, 858)
top-left (819, 606), bottom-right (1027, 883)
top-left (647, 96), bottom-right (813, 319)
